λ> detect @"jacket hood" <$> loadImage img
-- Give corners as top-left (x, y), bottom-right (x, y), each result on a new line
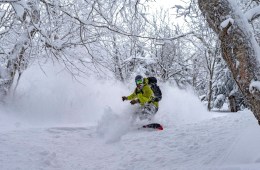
top-left (143, 78), bottom-right (149, 85)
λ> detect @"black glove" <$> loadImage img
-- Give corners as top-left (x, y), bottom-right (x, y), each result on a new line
top-left (130, 99), bottom-right (139, 105)
top-left (122, 96), bottom-right (127, 101)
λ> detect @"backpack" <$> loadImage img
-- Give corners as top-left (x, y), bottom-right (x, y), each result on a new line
top-left (147, 77), bottom-right (162, 102)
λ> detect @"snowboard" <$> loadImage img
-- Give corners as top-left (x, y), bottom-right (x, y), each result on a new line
top-left (141, 123), bottom-right (163, 130)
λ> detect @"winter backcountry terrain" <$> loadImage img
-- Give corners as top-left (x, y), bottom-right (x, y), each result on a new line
top-left (1, 64), bottom-right (260, 170)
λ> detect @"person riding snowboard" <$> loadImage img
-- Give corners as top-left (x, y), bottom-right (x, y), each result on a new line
top-left (122, 75), bottom-right (159, 120)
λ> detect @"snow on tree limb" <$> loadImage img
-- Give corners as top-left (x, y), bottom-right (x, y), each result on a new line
top-left (250, 80), bottom-right (260, 99)
top-left (10, 1), bottom-right (26, 19)
top-left (220, 17), bottom-right (234, 30)
top-left (220, 17), bottom-right (233, 37)
top-left (0, 0), bottom-right (21, 2)
top-left (245, 5), bottom-right (260, 22)
top-left (227, 0), bottom-right (260, 64)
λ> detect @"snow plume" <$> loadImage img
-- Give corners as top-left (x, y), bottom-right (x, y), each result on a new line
top-left (3, 62), bottom-right (129, 128)
top-left (1, 62), bottom-right (211, 132)
top-left (0, 107), bottom-right (24, 131)
top-left (96, 107), bottom-right (133, 143)
top-left (156, 83), bottom-right (211, 126)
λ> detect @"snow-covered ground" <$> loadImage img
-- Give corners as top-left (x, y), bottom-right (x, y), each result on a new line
top-left (1, 63), bottom-right (260, 170)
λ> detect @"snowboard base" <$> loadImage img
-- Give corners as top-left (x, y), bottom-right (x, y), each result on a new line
top-left (142, 123), bottom-right (163, 130)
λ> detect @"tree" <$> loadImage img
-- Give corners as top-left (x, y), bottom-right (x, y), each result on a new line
top-left (0, 0), bottom-right (214, 105)
top-left (0, 0), bottom-right (40, 98)
top-left (146, 8), bottom-right (193, 87)
top-left (198, 0), bottom-right (260, 124)
top-left (174, 0), bottom-right (225, 110)
top-left (0, 0), bottom-right (150, 99)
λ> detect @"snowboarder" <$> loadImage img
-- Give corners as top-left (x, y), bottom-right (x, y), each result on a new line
top-left (122, 75), bottom-right (159, 120)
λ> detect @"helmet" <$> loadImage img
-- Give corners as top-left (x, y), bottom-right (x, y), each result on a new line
top-left (135, 75), bottom-right (143, 85)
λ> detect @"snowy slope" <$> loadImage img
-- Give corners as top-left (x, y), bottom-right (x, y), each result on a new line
top-left (1, 63), bottom-right (260, 170)
top-left (1, 110), bottom-right (259, 170)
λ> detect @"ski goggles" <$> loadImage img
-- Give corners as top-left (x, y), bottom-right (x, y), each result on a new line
top-left (136, 79), bottom-right (143, 85)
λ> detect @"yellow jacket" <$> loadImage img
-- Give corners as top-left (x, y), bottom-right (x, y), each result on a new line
top-left (127, 78), bottom-right (159, 108)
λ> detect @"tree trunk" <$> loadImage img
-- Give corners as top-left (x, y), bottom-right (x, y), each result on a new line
top-left (198, 0), bottom-right (260, 124)
top-left (228, 95), bottom-right (237, 112)
top-left (207, 78), bottom-right (213, 111)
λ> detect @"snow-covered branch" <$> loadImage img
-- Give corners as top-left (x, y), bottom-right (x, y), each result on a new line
top-left (220, 17), bottom-right (234, 30)
top-left (249, 80), bottom-right (260, 100)
top-left (0, 0), bottom-right (21, 2)
top-left (220, 18), bottom-right (233, 37)
top-left (245, 5), bottom-right (260, 22)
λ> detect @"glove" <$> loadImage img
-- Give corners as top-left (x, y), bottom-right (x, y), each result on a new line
top-left (122, 96), bottom-right (127, 101)
top-left (130, 99), bottom-right (139, 105)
